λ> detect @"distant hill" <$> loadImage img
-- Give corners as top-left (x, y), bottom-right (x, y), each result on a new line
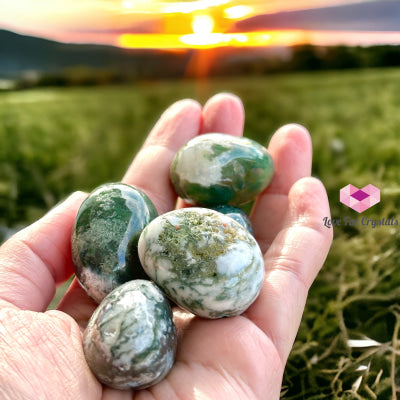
top-left (1, 28), bottom-right (400, 83)
top-left (0, 29), bottom-right (295, 81)
top-left (0, 29), bottom-right (191, 79)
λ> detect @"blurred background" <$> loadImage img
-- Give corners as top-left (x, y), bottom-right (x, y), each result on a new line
top-left (1, 0), bottom-right (400, 398)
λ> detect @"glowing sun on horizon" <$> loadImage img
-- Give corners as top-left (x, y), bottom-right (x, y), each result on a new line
top-left (191, 15), bottom-right (215, 35)
top-left (118, 4), bottom-right (303, 50)
top-left (122, 0), bottom-right (134, 9)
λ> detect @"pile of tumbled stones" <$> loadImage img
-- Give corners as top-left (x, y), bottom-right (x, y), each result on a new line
top-left (71, 133), bottom-right (274, 390)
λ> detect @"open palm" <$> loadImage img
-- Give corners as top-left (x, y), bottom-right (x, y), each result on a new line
top-left (0, 93), bottom-right (332, 400)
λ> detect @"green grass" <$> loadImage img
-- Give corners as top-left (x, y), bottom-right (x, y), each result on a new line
top-left (1, 68), bottom-right (400, 398)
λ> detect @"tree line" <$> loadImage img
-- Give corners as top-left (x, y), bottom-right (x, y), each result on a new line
top-left (14, 44), bottom-right (400, 88)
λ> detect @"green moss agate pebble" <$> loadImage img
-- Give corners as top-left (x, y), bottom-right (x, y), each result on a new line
top-left (71, 183), bottom-right (158, 303)
top-left (170, 133), bottom-right (274, 206)
top-left (83, 280), bottom-right (177, 390)
top-left (210, 205), bottom-right (253, 234)
top-left (138, 208), bottom-right (264, 318)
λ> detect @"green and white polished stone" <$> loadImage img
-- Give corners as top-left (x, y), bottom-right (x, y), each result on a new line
top-left (138, 208), bottom-right (264, 318)
top-left (71, 183), bottom-right (157, 303)
top-left (170, 133), bottom-right (274, 206)
top-left (210, 204), bottom-right (253, 234)
top-left (83, 280), bottom-right (177, 390)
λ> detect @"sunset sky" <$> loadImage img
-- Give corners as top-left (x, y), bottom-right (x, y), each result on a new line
top-left (1, 0), bottom-right (400, 49)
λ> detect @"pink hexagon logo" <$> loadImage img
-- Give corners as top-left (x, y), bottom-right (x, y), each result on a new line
top-left (340, 184), bottom-right (380, 213)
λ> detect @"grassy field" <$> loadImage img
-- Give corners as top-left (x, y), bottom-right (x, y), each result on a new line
top-left (1, 68), bottom-right (400, 398)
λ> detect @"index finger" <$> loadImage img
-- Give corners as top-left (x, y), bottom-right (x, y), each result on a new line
top-left (251, 124), bottom-right (313, 252)
top-left (122, 99), bottom-right (202, 215)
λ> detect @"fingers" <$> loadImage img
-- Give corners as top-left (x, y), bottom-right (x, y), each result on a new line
top-left (265, 124), bottom-right (312, 195)
top-left (122, 99), bottom-right (202, 215)
top-left (0, 192), bottom-right (87, 311)
top-left (245, 177), bottom-right (333, 363)
top-left (201, 93), bottom-right (245, 136)
top-left (251, 124), bottom-right (313, 253)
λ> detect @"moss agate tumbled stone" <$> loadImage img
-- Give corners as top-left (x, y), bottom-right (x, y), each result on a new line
top-left (71, 183), bottom-right (157, 303)
top-left (83, 280), bottom-right (177, 390)
top-left (138, 208), bottom-right (264, 318)
top-left (211, 205), bottom-right (253, 234)
top-left (170, 133), bottom-right (274, 206)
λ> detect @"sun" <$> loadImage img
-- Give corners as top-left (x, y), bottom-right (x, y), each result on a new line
top-left (191, 15), bottom-right (215, 35)
top-left (121, 0), bottom-right (133, 9)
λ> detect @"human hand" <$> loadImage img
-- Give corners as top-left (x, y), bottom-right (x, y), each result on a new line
top-left (0, 93), bottom-right (332, 399)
